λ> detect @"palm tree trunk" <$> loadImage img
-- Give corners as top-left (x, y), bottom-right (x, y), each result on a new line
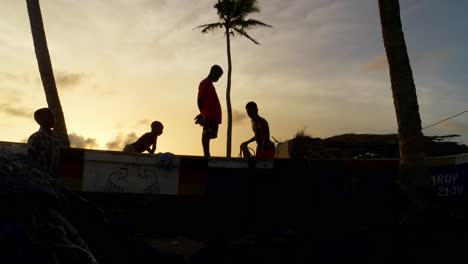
top-left (225, 27), bottom-right (233, 158)
top-left (26, 0), bottom-right (70, 147)
top-left (378, 0), bottom-right (432, 204)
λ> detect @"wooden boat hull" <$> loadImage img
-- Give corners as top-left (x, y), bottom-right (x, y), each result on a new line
top-left (2, 141), bottom-right (467, 237)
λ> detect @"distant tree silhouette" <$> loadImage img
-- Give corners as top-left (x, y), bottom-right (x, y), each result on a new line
top-left (378, 0), bottom-right (432, 205)
top-left (196, 0), bottom-right (271, 157)
top-left (26, 0), bottom-right (70, 147)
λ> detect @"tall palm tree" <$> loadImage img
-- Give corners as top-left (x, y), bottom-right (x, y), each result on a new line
top-left (26, 0), bottom-right (70, 147)
top-left (196, 0), bottom-right (271, 157)
top-left (378, 0), bottom-right (432, 205)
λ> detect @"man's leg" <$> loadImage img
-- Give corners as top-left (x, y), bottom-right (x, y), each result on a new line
top-left (202, 134), bottom-right (210, 157)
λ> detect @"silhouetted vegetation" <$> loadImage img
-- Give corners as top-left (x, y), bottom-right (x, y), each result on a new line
top-left (288, 133), bottom-right (468, 159)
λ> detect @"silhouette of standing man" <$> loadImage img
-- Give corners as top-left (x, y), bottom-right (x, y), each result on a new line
top-left (195, 65), bottom-right (223, 157)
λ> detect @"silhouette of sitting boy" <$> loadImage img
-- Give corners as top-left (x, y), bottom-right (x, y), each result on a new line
top-left (27, 108), bottom-right (64, 176)
top-left (123, 121), bottom-right (163, 154)
top-left (241, 102), bottom-right (275, 159)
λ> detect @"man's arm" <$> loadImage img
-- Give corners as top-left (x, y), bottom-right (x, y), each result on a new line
top-left (147, 145), bottom-right (155, 154)
top-left (197, 81), bottom-right (205, 113)
top-left (242, 136), bottom-right (256, 146)
top-left (148, 137), bottom-right (157, 154)
top-left (197, 97), bottom-right (204, 113)
top-left (27, 134), bottom-right (40, 159)
top-left (195, 97), bottom-right (204, 125)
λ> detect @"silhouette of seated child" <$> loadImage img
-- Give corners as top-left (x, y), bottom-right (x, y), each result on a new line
top-left (123, 121), bottom-right (163, 154)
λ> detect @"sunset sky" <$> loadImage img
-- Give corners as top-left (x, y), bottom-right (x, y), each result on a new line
top-left (1, 0), bottom-right (467, 157)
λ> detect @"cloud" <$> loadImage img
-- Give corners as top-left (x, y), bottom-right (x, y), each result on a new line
top-left (0, 72), bottom-right (41, 84)
top-left (105, 133), bottom-right (138, 151)
top-left (260, 0), bottom-right (339, 23)
top-left (363, 50), bottom-right (444, 75)
top-left (113, 119), bottom-right (152, 130)
top-left (441, 120), bottom-right (468, 134)
top-left (233, 109), bottom-right (248, 124)
top-left (0, 72), bottom-right (19, 81)
top-left (68, 132), bottom-right (99, 149)
top-left (363, 55), bottom-right (388, 73)
top-left (0, 103), bottom-right (32, 118)
top-left (141, 3), bottom-right (206, 45)
top-left (402, 0), bottom-right (425, 14)
top-left (55, 72), bottom-right (87, 89)
top-left (138, 119), bottom-right (152, 127)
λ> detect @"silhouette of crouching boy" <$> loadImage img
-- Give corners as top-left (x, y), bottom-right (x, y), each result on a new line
top-left (123, 121), bottom-right (164, 154)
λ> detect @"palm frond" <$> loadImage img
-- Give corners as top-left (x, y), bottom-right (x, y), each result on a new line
top-left (232, 27), bottom-right (260, 44)
top-left (232, 18), bottom-right (272, 30)
top-left (194, 22), bottom-right (224, 33)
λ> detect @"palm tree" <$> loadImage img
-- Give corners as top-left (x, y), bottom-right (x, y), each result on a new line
top-left (196, 0), bottom-right (271, 157)
top-left (26, 0), bottom-right (70, 147)
top-left (378, 0), bottom-right (432, 205)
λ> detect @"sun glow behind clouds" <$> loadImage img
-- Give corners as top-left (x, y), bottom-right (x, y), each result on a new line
top-left (1, 0), bottom-right (468, 156)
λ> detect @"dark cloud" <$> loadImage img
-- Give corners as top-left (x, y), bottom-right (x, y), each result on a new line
top-left (56, 72), bottom-right (86, 89)
top-left (233, 109), bottom-right (248, 124)
top-left (68, 132), bottom-right (99, 149)
top-left (105, 133), bottom-right (138, 151)
top-left (0, 103), bottom-right (32, 118)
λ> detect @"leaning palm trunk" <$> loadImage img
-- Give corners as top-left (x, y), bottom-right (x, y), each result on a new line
top-left (225, 26), bottom-right (233, 157)
top-left (378, 0), bottom-right (432, 205)
top-left (26, 0), bottom-right (70, 147)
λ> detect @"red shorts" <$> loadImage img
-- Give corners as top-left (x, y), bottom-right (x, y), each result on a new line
top-left (203, 119), bottom-right (219, 139)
